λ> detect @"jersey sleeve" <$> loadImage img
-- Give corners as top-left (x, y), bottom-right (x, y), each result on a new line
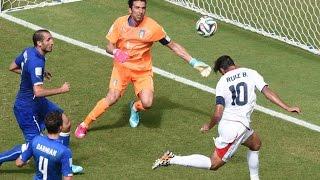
top-left (215, 79), bottom-right (226, 105)
top-left (28, 60), bottom-right (44, 86)
top-left (106, 19), bottom-right (120, 44)
top-left (252, 70), bottom-right (268, 91)
top-left (150, 24), bottom-right (167, 42)
top-left (215, 79), bottom-right (225, 98)
top-left (15, 49), bottom-right (27, 68)
top-left (20, 143), bottom-right (33, 163)
top-left (60, 148), bottom-right (73, 177)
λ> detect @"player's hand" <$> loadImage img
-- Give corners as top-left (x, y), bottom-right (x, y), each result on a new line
top-left (60, 82), bottom-right (70, 93)
top-left (113, 49), bottom-right (129, 63)
top-left (287, 106), bottom-right (301, 114)
top-left (200, 123), bottom-right (211, 133)
top-left (44, 70), bottom-right (52, 81)
top-left (189, 58), bottom-right (212, 77)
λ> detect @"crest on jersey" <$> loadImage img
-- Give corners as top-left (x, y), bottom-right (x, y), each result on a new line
top-left (139, 29), bottom-right (145, 39)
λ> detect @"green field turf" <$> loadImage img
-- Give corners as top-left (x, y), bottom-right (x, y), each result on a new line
top-left (1, 0), bottom-right (320, 179)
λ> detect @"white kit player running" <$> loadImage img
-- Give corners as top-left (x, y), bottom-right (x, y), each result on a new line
top-left (152, 55), bottom-right (301, 180)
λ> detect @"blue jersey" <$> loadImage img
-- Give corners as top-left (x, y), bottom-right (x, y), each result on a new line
top-left (21, 135), bottom-right (73, 180)
top-left (15, 47), bottom-right (45, 105)
top-left (15, 47), bottom-right (45, 106)
top-left (13, 47), bottom-right (64, 142)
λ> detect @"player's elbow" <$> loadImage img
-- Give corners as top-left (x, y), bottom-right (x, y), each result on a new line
top-left (33, 85), bottom-right (45, 97)
top-left (33, 90), bottom-right (42, 97)
top-left (214, 115), bottom-right (222, 122)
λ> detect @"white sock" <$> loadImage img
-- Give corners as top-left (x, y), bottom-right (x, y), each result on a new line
top-left (247, 150), bottom-right (259, 180)
top-left (170, 154), bottom-right (211, 169)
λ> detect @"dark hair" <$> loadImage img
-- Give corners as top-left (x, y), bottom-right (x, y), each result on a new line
top-left (213, 55), bottom-right (235, 73)
top-left (128, 0), bottom-right (147, 8)
top-left (45, 111), bottom-right (63, 134)
top-left (32, 29), bottom-right (50, 46)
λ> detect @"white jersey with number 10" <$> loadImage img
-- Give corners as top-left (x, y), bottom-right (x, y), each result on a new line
top-left (215, 67), bottom-right (267, 128)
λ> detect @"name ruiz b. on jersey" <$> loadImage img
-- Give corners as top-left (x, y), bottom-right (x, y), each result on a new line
top-left (226, 72), bottom-right (247, 82)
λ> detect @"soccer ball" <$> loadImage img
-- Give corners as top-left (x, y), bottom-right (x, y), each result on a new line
top-left (195, 16), bottom-right (217, 37)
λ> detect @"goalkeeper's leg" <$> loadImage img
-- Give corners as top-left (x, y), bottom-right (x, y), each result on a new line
top-left (75, 89), bottom-right (121, 138)
top-left (129, 74), bottom-right (154, 127)
top-left (75, 65), bottom-right (128, 138)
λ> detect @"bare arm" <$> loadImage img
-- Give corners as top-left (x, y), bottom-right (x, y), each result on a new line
top-left (262, 86), bottom-right (301, 113)
top-left (165, 41), bottom-right (192, 63)
top-left (201, 104), bottom-right (224, 133)
top-left (33, 82), bottom-right (70, 97)
top-left (9, 60), bottom-right (21, 74)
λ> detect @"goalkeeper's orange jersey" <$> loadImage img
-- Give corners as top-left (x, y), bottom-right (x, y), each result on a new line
top-left (106, 15), bottom-right (167, 71)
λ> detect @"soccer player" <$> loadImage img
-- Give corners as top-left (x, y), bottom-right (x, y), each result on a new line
top-left (75, 0), bottom-right (212, 138)
top-left (16, 111), bottom-right (73, 180)
top-left (152, 55), bottom-right (301, 180)
top-left (0, 29), bottom-right (82, 173)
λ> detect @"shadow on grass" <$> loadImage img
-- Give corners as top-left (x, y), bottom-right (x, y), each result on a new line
top-left (0, 166), bottom-right (33, 174)
top-left (89, 96), bottom-right (211, 131)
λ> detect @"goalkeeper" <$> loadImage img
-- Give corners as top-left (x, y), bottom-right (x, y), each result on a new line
top-left (75, 0), bottom-right (211, 138)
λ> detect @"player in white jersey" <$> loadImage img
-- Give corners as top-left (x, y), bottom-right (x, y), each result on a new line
top-left (152, 55), bottom-right (301, 180)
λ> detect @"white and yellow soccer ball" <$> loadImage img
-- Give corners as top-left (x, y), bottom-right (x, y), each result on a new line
top-left (195, 16), bottom-right (218, 37)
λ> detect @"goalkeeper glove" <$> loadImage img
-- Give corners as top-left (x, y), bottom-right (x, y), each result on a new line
top-left (189, 58), bottom-right (212, 77)
top-left (113, 49), bottom-right (129, 63)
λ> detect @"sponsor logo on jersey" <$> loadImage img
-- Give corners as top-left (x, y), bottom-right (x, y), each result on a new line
top-left (35, 67), bottom-right (43, 77)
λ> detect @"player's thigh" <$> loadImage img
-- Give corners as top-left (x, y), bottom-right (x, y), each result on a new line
top-left (215, 120), bottom-right (250, 162)
top-left (109, 64), bottom-right (131, 96)
top-left (242, 132), bottom-right (261, 151)
top-left (132, 70), bottom-right (154, 97)
top-left (13, 106), bottom-right (42, 142)
top-left (38, 99), bottom-right (64, 120)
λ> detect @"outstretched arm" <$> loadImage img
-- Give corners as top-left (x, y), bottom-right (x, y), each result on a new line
top-left (261, 86), bottom-right (301, 113)
top-left (165, 41), bottom-right (192, 63)
top-left (166, 41), bottom-right (212, 77)
top-left (33, 82), bottom-right (70, 97)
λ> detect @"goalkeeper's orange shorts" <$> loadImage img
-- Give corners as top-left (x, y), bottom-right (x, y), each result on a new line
top-left (109, 63), bottom-right (154, 96)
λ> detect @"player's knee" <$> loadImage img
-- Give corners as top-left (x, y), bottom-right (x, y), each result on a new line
top-left (210, 164), bottom-right (220, 171)
top-left (106, 92), bottom-right (121, 105)
top-left (141, 99), bottom-right (153, 109)
top-left (256, 141), bottom-right (262, 150)
top-left (251, 141), bottom-right (262, 151)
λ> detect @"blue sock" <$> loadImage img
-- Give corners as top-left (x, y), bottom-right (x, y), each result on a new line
top-left (0, 144), bottom-right (22, 164)
top-left (59, 132), bottom-right (70, 147)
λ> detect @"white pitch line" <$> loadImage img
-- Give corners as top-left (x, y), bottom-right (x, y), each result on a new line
top-left (1, 13), bottom-right (319, 133)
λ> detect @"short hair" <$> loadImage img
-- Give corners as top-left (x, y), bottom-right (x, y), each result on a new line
top-left (128, 0), bottom-right (147, 8)
top-left (32, 29), bottom-right (50, 47)
top-left (213, 55), bottom-right (235, 73)
top-left (45, 111), bottom-right (63, 134)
